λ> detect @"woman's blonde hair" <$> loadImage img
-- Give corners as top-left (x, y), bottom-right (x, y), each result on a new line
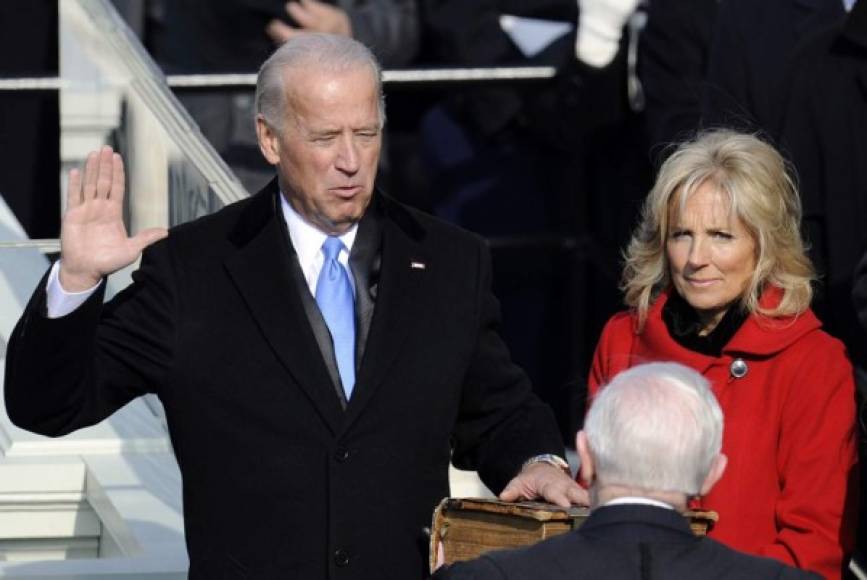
top-left (622, 129), bottom-right (815, 330)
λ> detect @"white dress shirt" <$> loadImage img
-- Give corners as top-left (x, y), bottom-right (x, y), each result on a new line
top-left (280, 194), bottom-right (357, 296)
top-left (604, 496), bottom-right (675, 510)
top-left (45, 261), bottom-right (99, 318)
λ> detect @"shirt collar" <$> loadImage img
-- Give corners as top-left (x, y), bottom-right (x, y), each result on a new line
top-left (603, 496), bottom-right (675, 510)
top-left (280, 193), bottom-right (358, 268)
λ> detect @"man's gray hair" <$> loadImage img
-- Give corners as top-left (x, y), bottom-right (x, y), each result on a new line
top-left (255, 33), bottom-right (386, 133)
top-left (584, 362), bottom-right (723, 496)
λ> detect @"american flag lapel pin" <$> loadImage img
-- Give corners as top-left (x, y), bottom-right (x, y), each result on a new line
top-left (410, 261), bottom-right (426, 270)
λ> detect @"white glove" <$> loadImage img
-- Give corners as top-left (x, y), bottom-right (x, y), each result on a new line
top-left (575, 0), bottom-right (640, 67)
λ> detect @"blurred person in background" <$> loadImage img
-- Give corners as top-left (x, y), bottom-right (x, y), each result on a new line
top-left (701, 0), bottom-right (846, 135)
top-left (852, 252), bottom-right (867, 388)
top-left (151, 0), bottom-right (419, 73)
top-left (638, 0), bottom-right (846, 151)
top-left (0, 0), bottom-right (60, 239)
top-left (588, 129), bottom-right (858, 579)
top-left (637, 0), bottom-right (718, 151)
top-left (149, 0), bottom-right (419, 192)
top-left (779, 0), bottom-right (867, 569)
top-left (420, 0), bottom-right (640, 234)
top-left (855, 255), bottom-right (867, 388)
top-left (776, 0), bottom-right (867, 377)
top-left (416, 0), bottom-right (646, 440)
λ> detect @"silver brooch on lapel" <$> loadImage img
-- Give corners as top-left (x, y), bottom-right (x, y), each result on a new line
top-left (730, 358), bottom-right (748, 379)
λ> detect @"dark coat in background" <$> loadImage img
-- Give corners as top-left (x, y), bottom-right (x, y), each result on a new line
top-left (4, 181), bottom-right (564, 580)
top-left (702, 0), bottom-right (846, 134)
top-left (422, 0), bottom-right (624, 149)
top-left (855, 248), bottom-right (867, 350)
top-left (434, 504), bottom-right (819, 580)
top-left (638, 0), bottom-right (718, 151)
top-left (416, 0), bottom-right (642, 441)
top-left (786, 2), bottom-right (867, 569)
top-left (637, 0), bottom-right (845, 155)
top-left (777, 0), bottom-right (867, 370)
top-left (152, 0), bottom-right (419, 72)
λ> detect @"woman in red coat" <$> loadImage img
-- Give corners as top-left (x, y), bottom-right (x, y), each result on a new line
top-left (588, 130), bottom-right (858, 579)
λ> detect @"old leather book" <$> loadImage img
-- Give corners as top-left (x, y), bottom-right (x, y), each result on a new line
top-left (430, 497), bottom-right (718, 570)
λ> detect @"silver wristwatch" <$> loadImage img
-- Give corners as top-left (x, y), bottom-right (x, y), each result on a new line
top-left (521, 453), bottom-right (571, 476)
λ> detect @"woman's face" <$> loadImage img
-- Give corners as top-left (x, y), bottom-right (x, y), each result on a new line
top-left (666, 182), bottom-right (757, 334)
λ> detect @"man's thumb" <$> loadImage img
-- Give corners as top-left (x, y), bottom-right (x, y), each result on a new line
top-left (131, 227), bottom-right (169, 253)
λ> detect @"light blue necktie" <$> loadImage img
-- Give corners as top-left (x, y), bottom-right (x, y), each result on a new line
top-left (315, 237), bottom-right (356, 399)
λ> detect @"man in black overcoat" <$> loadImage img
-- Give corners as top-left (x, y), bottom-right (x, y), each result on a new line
top-left (3, 33), bottom-right (584, 579)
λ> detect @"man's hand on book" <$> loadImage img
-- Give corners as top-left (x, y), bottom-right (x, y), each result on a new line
top-left (499, 462), bottom-right (589, 508)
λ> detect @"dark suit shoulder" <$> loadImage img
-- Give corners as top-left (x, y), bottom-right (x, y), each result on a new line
top-left (690, 537), bottom-right (821, 579)
top-left (171, 194), bottom-right (256, 236)
top-left (380, 193), bottom-right (487, 248)
top-left (151, 184), bottom-right (276, 269)
top-left (469, 531), bottom-right (608, 579)
top-left (167, 194), bottom-right (259, 249)
top-left (433, 556), bottom-right (507, 579)
top-left (437, 530), bottom-right (819, 579)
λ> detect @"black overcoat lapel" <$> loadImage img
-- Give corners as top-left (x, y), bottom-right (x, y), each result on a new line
top-left (223, 184), bottom-right (344, 434)
top-left (342, 197), bottom-right (429, 432)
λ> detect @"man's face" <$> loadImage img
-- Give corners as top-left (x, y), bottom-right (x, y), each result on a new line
top-left (257, 65), bottom-right (382, 235)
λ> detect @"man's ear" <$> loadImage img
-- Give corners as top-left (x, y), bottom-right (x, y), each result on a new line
top-left (256, 115), bottom-right (281, 166)
top-left (576, 431), bottom-right (595, 486)
top-left (699, 453), bottom-right (727, 496)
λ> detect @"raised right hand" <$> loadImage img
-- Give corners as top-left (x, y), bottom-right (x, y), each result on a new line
top-left (59, 146), bottom-right (168, 292)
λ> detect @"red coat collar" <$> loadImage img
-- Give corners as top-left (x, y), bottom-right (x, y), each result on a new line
top-left (641, 287), bottom-right (822, 359)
